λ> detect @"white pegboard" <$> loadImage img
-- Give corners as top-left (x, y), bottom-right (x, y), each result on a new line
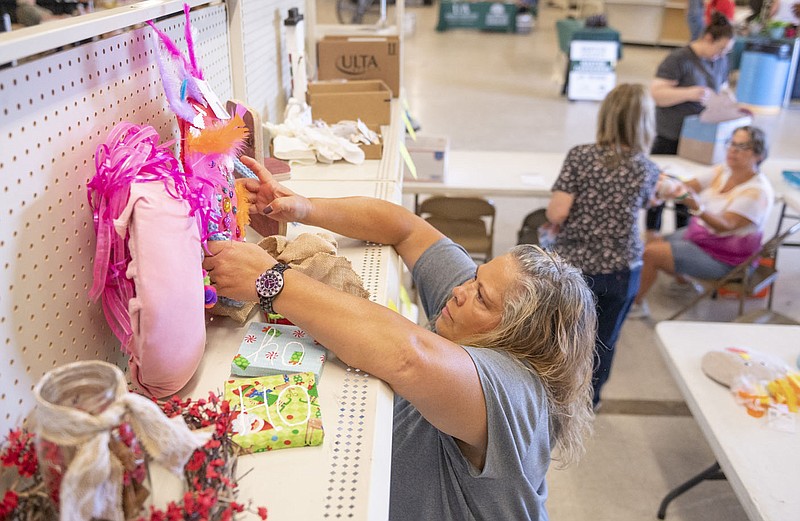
top-left (236, 0), bottom-right (302, 123)
top-left (0, 3), bottom-right (232, 431)
top-left (1, 4), bottom-right (399, 516)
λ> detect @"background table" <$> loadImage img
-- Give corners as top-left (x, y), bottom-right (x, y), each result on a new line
top-left (402, 150), bottom-right (800, 256)
top-left (403, 150), bottom-right (562, 199)
top-left (655, 321), bottom-right (800, 521)
top-left (403, 151), bottom-right (799, 202)
top-left (652, 155), bottom-right (800, 210)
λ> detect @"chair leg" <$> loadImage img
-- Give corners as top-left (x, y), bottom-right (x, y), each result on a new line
top-left (767, 280), bottom-right (776, 311)
top-left (738, 287), bottom-right (746, 317)
top-left (657, 461), bottom-right (725, 519)
top-left (667, 286), bottom-right (718, 320)
top-left (668, 262), bottom-right (752, 321)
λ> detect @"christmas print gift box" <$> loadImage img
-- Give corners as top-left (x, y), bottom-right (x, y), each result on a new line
top-left (231, 322), bottom-right (327, 378)
top-left (225, 373), bottom-right (324, 452)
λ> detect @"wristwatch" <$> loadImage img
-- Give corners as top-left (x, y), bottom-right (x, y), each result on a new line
top-left (255, 263), bottom-right (291, 314)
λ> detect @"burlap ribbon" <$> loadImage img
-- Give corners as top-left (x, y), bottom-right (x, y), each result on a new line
top-left (33, 361), bottom-right (210, 521)
top-left (259, 232), bottom-right (370, 300)
top-left (208, 232), bottom-right (370, 323)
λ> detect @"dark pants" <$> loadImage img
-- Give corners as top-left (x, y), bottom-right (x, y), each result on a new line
top-left (585, 267), bottom-right (641, 406)
top-left (647, 136), bottom-right (689, 232)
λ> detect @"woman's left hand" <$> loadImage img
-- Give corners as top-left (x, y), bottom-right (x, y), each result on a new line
top-left (203, 240), bottom-right (277, 302)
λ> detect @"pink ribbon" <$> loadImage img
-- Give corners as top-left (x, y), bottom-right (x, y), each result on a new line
top-left (88, 122), bottom-right (221, 348)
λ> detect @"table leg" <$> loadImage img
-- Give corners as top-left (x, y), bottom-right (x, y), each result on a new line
top-left (656, 461), bottom-right (725, 519)
top-left (769, 202), bottom-right (800, 309)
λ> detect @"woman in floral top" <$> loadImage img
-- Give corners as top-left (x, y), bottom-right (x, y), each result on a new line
top-left (546, 84), bottom-right (661, 408)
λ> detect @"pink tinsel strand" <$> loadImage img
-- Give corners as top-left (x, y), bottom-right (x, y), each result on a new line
top-left (145, 19), bottom-right (202, 82)
top-left (183, 3), bottom-right (203, 81)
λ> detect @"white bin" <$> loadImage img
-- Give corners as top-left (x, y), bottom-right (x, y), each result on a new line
top-left (404, 135), bottom-right (450, 182)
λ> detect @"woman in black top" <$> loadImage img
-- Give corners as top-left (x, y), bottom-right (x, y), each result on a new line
top-left (647, 13), bottom-right (734, 236)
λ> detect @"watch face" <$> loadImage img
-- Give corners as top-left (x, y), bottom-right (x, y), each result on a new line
top-left (256, 271), bottom-right (284, 298)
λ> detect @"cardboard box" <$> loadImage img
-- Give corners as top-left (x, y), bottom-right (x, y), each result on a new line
top-left (360, 123), bottom-right (384, 160)
top-left (307, 79), bottom-right (391, 126)
top-left (307, 80), bottom-right (389, 160)
top-left (678, 115), bottom-right (752, 165)
top-left (404, 135), bottom-right (449, 182)
top-left (317, 36), bottom-right (401, 97)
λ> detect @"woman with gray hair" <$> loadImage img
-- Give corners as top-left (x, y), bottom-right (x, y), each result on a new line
top-left (204, 156), bottom-right (597, 520)
top-left (546, 83), bottom-right (661, 408)
top-left (630, 125), bottom-right (775, 318)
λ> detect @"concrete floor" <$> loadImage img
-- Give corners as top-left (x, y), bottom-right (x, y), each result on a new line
top-left (321, 2), bottom-right (800, 519)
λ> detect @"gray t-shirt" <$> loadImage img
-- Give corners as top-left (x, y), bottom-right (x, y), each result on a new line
top-left (389, 238), bottom-right (551, 521)
top-left (655, 46), bottom-right (729, 141)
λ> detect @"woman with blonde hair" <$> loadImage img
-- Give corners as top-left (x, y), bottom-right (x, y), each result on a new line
top-left (205, 156), bottom-right (597, 520)
top-left (546, 83), bottom-right (660, 408)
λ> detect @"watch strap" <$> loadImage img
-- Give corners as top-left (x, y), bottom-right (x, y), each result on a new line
top-left (256, 263), bottom-right (291, 314)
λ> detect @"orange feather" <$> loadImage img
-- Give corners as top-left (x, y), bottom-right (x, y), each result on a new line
top-left (234, 181), bottom-right (252, 239)
top-left (187, 114), bottom-right (249, 155)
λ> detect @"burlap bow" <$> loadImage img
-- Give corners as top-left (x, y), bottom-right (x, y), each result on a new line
top-left (33, 361), bottom-right (210, 521)
top-left (259, 232), bottom-right (370, 300)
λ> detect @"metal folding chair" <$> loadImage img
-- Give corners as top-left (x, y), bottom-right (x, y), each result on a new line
top-left (517, 208), bottom-right (549, 246)
top-left (418, 196), bottom-right (496, 263)
top-left (668, 216), bottom-right (800, 321)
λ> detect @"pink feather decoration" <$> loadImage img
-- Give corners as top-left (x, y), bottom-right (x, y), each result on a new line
top-left (146, 10), bottom-right (205, 123)
top-left (183, 4), bottom-right (203, 80)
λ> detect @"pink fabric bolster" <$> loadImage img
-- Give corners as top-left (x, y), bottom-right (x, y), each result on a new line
top-left (116, 182), bottom-right (206, 397)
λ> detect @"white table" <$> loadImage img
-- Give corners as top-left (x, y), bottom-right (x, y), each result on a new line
top-left (655, 321), bottom-right (800, 521)
top-left (401, 150), bottom-right (800, 207)
top-left (403, 150), bottom-right (563, 199)
top-left (401, 151), bottom-right (800, 249)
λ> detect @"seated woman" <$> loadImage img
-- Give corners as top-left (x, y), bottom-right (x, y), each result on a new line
top-left (629, 126), bottom-right (775, 318)
top-left (204, 156), bottom-right (597, 520)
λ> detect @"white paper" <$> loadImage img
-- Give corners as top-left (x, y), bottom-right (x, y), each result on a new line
top-left (658, 163), bottom-right (692, 182)
top-left (766, 405), bottom-right (796, 433)
top-left (699, 92), bottom-right (742, 123)
top-left (195, 79), bottom-right (231, 120)
top-left (520, 174), bottom-right (547, 187)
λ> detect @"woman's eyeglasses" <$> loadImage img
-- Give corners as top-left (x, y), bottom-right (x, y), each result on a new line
top-left (725, 139), bottom-right (753, 152)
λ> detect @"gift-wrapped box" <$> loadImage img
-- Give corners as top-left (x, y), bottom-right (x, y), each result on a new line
top-left (231, 322), bottom-right (327, 378)
top-left (224, 372), bottom-right (324, 452)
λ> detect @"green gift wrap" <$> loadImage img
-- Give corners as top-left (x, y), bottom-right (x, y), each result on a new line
top-left (224, 372), bottom-right (324, 452)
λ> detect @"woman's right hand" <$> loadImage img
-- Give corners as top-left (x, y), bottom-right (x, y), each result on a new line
top-left (688, 86), bottom-right (711, 105)
top-left (240, 156), bottom-right (314, 224)
top-left (682, 189), bottom-right (704, 215)
top-left (655, 175), bottom-right (689, 201)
